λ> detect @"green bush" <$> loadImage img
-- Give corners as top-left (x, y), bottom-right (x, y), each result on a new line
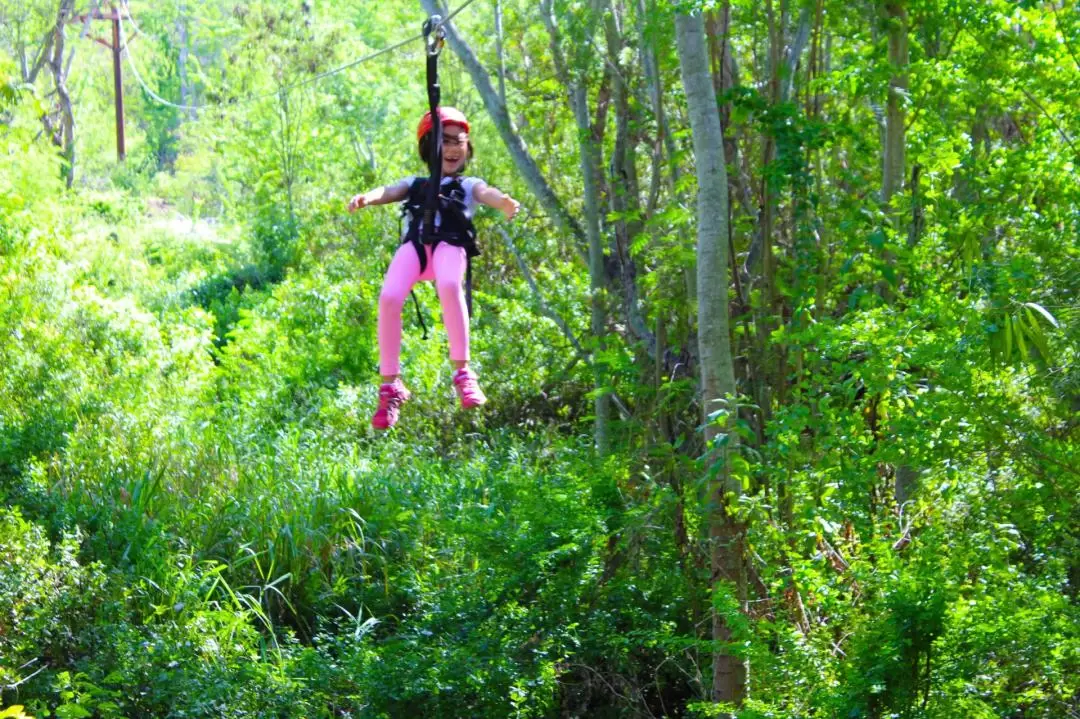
top-left (0, 508), bottom-right (112, 702)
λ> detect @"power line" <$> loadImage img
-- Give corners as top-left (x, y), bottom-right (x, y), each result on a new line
top-left (117, 0), bottom-right (480, 112)
top-left (118, 2), bottom-right (201, 111)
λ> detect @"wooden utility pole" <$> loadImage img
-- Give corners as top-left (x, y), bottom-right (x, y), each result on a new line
top-left (111, 9), bottom-right (125, 160)
top-left (68, 4), bottom-right (125, 161)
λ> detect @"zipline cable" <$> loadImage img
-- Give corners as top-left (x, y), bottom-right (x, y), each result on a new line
top-left (116, 0), bottom-right (480, 112)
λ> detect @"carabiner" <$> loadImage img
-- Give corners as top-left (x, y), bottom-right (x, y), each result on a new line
top-left (423, 15), bottom-right (446, 56)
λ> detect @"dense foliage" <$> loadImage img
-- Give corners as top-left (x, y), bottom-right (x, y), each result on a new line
top-left (1, 0), bottom-right (1077, 717)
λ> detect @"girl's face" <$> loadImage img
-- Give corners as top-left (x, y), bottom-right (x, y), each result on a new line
top-left (441, 122), bottom-right (469, 174)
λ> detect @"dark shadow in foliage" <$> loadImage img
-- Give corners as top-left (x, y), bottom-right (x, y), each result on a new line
top-left (187, 210), bottom-right (300, 348)
top-left (189, 262), bottom-right (283, 348)
top-left (841, 573), bottom-right (947, 718)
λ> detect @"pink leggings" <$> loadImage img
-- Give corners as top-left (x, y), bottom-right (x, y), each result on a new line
top-left (378, 242), bottom-right (469, 376)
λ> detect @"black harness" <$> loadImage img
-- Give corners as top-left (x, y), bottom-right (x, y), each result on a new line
top-left (402, 17), bottom-right (481, 338)
top-left (400, 176), bottom-right (480, 265)
top-left (400, 175), bottom-right (480, 323)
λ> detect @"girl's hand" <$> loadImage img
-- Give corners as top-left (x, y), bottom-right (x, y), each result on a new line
top-left (348, 193), bottom-right (368, 213)
top-left (501, 196), bottom-right (520, 221)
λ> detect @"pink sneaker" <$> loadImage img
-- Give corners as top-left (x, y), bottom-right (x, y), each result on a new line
top-left (452, 368), bottom-right (487, 409)
top-left (371, 380), bottom-right (411, 430)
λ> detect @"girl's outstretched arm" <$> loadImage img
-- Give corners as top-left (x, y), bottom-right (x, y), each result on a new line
top-left (348, 182), bottom-right (410, 212)
top-left (473, 181), bottom-right (520, 221)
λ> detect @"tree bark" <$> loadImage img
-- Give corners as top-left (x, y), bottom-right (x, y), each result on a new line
top-left (602, 0), bottom-right (652, 363)
top-left (494, 0), bottom-right (507, 106)
top-left (708, 4), bottom-right (751, 211)
top-left (781, 7), bottom-right (812, 105)
top-left (577, 83), bottom-right (611, 456)
top-left (675, 9), bottom-right (746, 711)
top-left (883, 1), bottom-right (916, 501)
top-left (46, 0), bottom-right (76, 188)
top-left (883, 0), bottom-right (908, 207)
top-left (25, 24), bottom-right (56, 85)
top-left (636, 0), bottom-right (678, 205)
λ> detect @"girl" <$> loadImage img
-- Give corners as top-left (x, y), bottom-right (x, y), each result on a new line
top-left (348, 107), bottom-right (520, 430)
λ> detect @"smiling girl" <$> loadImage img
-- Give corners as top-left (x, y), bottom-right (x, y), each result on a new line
top-left (348, 107), bottom-right (520, 430)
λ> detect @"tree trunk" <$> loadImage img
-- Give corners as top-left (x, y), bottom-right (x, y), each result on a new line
top-left (675, 10), bottom-right (746, 711)
top-left (708, 4), bottom-right (754, 223)
top-left (882, 0), bottom-right (908, 295)
top-left (494, 0), bottom-right (507, 106)
top-left (636, 0), bottom-right (678, 205)
top-left (47, 0), bottom-right (76, 188)
top-left (781, 7), bottom-right (812, 105)
top-left (24, 22), bottom-right (56, 85)
top-left (602, 1), bottom-right (652, 362)
top-left (883, 1), bottom-right (915, 503)
top-left (883, 0), bottom-right (908, 208)
top-left (539, 0), bottom-right (610, 455)
top-left (578, 83), bottom-right (611, 456)
top-left (540, 2), bottom-right (615, 453)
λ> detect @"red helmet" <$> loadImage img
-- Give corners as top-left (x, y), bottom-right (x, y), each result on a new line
top-left (416, 107), bottom-right (470, 141)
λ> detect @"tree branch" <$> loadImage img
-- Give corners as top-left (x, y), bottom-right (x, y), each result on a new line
top-left (1018, 85), bottom-right (1080, 159)
top-left (496, 225), bottom-right (585, 358)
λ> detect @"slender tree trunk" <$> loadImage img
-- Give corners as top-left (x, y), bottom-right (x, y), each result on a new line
top-left (16, 19), bottom-right (28, 81)
top-left (883, 1), bottom-right (916, 504)
top-left (577, 83), bottom-right (611, 456)
top-left (637, 0), bottom-right (677, 208)
top-left (631, 0), bottom-right (681, 200)
top-left (883, 0), bottom-right (908, 208)
top-left (708, 3), bottom-right (754, 223)
top-left (47, 0), bottom-right (76, 188)
top-left (540, 0), bottom-right (610, 455)
top-left (638, 0), bottom-right (699, 611)
top-left (881, 0), bottom-right (908, 294)
top-left (494, 0), bottom-right (507, 106)
top-left (743, 0), bottom-right (783, 449)
top-left (25, 22), bottom-right (56, 85)
top-left (602, 1), bottom-right (652, 361)
top-left (781, 7), bottom-right (812, 104)
top-left (278, 91), bottom-right (296, 225)
top-left (676, 10), bottom-right (746, 711)
top-left (881, 0), bottom-right (908, 299)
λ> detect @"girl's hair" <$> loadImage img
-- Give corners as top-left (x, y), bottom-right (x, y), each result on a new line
top-left (418, 131), bottom-right (474, 172)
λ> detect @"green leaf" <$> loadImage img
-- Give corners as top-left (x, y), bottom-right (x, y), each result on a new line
top-left (1014, 313), bottom-right (1028, 359)
top-left (1004, 314), bottom-right (1013, 360)
top-left (0, 707), bottom-right (34, 719)
top-left (1022, 308), bottom-right (1052, 360)
top-left (1023, 302), bottom-right (1060, 328)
